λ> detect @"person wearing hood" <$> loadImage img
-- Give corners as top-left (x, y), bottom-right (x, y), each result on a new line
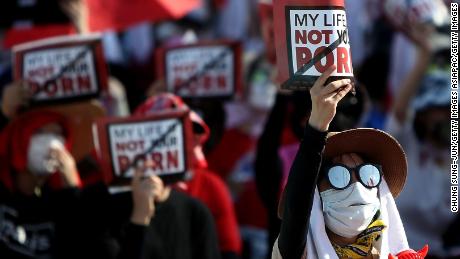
top-left (134, 93), bottom-right (242, 259)
top-left (271, 66), bottom-right (427, 259)
top-left (0, 110), bottom-right (84, 258)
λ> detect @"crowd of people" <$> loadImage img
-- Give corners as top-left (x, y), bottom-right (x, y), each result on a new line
top-left (0, 0), bottom-right (458, 258)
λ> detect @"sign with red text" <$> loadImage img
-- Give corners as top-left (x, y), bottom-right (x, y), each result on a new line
top-left (274, 0), bottom-right (354, 90)
top-left (13, 34), bottom-right (108, 104)
top-left (156, 41), bottom-right (242, 99)
top-left (93, 110), bottom-right (194, 185)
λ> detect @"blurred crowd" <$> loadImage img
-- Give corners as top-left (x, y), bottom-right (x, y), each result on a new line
top-left (0, 0), bottom-right (458, 259)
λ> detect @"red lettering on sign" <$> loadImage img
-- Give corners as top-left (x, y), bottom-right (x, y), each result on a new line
top-left (217, 75), bottom-right (226, 89)
top-left (295, 30), bottom-right (307, 44)
top-left (314, 47), bottom-right (334, 73)
top-left (336, 47), bottom-right (350, 73)
top-left (296, 47), bottom-right (312, 70)
top-left (151, 153), bottom-right (163, 171)
top-left (77, 75), bottom-right (91, 92)
top-left (117, 150), bottom-right (181, 176)
top-left (294, 30), bottom-right (334, 45)
top-left (28, 81), bottom-right (40, 95)
top-left (118, 155), bottom-right (130, 174)
top-left (27, 66), bottom-right (54, 78)
top-left (61, 77), bottom-right (73, 94)
top-left (167, 150), bottom-right (179, 169)
top-left (203, 75), bottom-right (212, 90)
top-left (116, 140), bottom-right (145, 152)
top-left (308, 30), bottom-right (322, 44)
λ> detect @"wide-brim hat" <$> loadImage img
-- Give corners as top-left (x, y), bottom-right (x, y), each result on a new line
top-left (278, 128), bottom-right (408, 219)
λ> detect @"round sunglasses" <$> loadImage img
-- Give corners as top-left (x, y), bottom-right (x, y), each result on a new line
top-left (320, 163), bottom-right (383, 190)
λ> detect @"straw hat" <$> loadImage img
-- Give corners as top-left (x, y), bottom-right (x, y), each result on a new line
top-left (278, 128), bottom-right (408, 219)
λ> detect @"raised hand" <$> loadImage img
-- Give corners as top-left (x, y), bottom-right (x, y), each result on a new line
top-left (49, 145), bottom-right (80, 187)
top-left (130, 165), bottom-right (167, 226)
top-left (308, 65), bottom-right (353, 132)
top-left (1, 81), bottom-right (32, 118)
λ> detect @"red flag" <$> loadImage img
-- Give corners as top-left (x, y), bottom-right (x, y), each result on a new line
top-left (85, 0), bottom-right (201, 32)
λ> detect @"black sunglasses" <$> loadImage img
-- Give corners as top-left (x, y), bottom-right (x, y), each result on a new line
top-left (320, 163), bottom-right (383, 190)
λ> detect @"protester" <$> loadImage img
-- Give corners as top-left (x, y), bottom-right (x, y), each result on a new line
top-left (134, 93), bottom-right (242, 259)
top-left (112, 164), bottom-right (222, 259)
top-left (0, 0), bottom-right (457, 258)
top-left (272, 65), bottom-right (428, 259)
top-left (0, 110), bottom-right (84, 258)
top-left (255, 83), bottom-right (368, 257)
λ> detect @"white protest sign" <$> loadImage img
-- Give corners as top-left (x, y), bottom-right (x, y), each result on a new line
top-left (287, 8), bottom-right (353, 77)
top-left (107, 118), bottom-right (186, 178)
top-left (13, 34), bottom-right (108, 103)
top-left (164, 44), bottom-right (236, 98)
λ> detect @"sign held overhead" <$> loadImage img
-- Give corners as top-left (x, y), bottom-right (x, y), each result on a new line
top-left (274, 0), bottom-right (355, 90)
top-left (13, 34), bottom-right (108, 105)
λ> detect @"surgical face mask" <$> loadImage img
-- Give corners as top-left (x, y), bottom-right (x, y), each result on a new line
top-left (320, 182), bottom-right (380, 238)
top-left (27, 134), bottom-right (65, 175)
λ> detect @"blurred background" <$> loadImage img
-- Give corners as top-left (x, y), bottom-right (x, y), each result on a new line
top-left (0, 0), bottom-right (458, 259)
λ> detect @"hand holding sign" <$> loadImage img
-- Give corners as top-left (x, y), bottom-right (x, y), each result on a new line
top-left (131, 163), bottom-right (168, 226)
top-left (1, 81), bottom-right (32, 118)
top-left (308, 65), bottom-right (353, 132)
top-left (93, 110), bottom-right (194, 186)
top-left (49, 145), bottom-right (80, 187)
top-left (13, 34), bottom-right (108, 105)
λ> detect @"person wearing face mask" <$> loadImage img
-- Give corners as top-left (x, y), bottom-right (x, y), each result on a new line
top-left (271, 65), bottom-right (428, 259)
top-left (386, 25), bottom-right (459, 257)
top-left (0, 110), bottom-right (85, 259)
top-left (134, 93), bottom-right (242, 259)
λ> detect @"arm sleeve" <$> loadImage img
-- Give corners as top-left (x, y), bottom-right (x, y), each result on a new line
top-left (278, 125), bottom-right (327, 259)
top-left (254, 94), bottom-right (289, 211)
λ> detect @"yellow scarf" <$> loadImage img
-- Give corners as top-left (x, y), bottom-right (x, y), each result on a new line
top-left (332, 219), bottom-right (386, 259)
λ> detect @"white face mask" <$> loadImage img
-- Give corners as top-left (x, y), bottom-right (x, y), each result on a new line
top-left (320, 182), bottom-right (380, 238)
top-left (27, 134), bottom-right (65, 175)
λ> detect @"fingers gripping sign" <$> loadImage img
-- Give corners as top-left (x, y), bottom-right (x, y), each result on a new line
top-left (308, 65), bottom-right (353, 132)
top-left (130, 161), bottom-right (168, 226)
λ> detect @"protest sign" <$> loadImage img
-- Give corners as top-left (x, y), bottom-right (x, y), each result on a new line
top-left (156, 41), bottom-right (242, 99)
top-left (13, 34), bottom-right (108, 104)
top-left (93, 110), bottom-right (194, 185)
top-left (274, 0), bottom-right (354, 90)
top-left (382, 0), bottom-right (450, 44)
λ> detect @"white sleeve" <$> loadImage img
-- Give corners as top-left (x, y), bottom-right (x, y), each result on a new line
top-left (271, 238), bottom-right (283, 259)
top-left (271, 237), bottom-right (308, 259)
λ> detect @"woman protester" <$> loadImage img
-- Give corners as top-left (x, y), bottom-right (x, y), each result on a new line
top-left (0, 110), bottom-right (84, 259)
top-left (272, 66), bottom-right (428, 259)
top-left (134, 93), bottom-right (242, 259)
